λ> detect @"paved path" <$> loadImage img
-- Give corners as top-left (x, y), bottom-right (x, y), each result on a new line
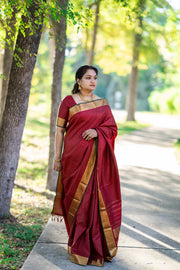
top-left (21, 112), bottom-right (180, 270)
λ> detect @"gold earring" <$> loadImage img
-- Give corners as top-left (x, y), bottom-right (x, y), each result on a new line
top-left (78, 84), bottom-right (81, 90)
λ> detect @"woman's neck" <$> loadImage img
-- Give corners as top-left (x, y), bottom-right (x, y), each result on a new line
top-left (80, 89), bottom-right (93, 97)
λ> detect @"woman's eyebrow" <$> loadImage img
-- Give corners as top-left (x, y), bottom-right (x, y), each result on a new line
top-left (85, 74), bottom-right (97, 77)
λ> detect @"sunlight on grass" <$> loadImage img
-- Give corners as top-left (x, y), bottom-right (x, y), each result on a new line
top-left (117, 121), bottom-right (150, 135)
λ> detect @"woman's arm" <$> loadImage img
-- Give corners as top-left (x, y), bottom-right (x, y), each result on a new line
top-left (53, 126), bottom-right (66, 171)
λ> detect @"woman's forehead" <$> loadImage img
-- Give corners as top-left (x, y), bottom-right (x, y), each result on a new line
top-left (84, 69), bottom-right (97, 76)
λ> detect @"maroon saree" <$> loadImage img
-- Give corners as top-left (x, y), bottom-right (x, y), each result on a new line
top-left (52, 95), bottom-right (121, 266)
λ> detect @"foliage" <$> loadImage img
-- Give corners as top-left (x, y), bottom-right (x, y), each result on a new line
top-left (148, 87), bottom-right (180, 114)
top-left (0, 0), bottom-right (92, 41)
top-left (58, 0), bottom-right (179, 112)
top-left (0, 0), bottom-right (93, 69)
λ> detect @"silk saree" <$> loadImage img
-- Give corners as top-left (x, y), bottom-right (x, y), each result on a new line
top-left (52, 95), bottom-right (121, 267)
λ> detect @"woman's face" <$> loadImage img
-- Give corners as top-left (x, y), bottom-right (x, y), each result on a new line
top-left (77, 69), bottom-right (97, 92)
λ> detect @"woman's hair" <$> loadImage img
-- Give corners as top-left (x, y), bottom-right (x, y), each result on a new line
top-left (72, 65), bottom-right (98, 94)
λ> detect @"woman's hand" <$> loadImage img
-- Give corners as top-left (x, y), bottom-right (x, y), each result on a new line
top-left (82, 129), bottom-right (98, 141)
top-left (53, 160), bottom-right (62, 171)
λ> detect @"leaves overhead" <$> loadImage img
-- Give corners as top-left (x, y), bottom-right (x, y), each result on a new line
top-left (0, 0), bottom-right (93, 50)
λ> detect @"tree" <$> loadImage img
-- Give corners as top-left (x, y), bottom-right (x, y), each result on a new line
top-left (126, 0), bottom-right (146, 121)
top-left (86, 0), bottom-right (101, 65)
top-left (46, 0), bottom-right (68, 191)
top-left (0, 3), bottom-right (17, 128)
top-left (0, 0), bottom-right (44, 217)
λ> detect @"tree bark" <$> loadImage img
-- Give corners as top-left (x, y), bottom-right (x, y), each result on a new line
top-left (0, 8), bottom-right (16, 128)
top-left (87, 0), bottom-right (101, 65)
top-left (126, 0), bottom-right (145, 121)
top-left (49, 36), bottom-right (56, 71)
top-left (46, 0), bottom-right (68, 191)
top-left (106, 75), bottom-right (119, 108)
top-left (0, 1), bottom-right (44, 218)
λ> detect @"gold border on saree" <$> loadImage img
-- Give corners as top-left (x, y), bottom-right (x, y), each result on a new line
top-left (67, 141), bottom-right (96, 227)
top-left (98, 185), bottom-right (117, 258)
top-left (69, 99), bottom-right (108, 121)
top-left (57, 117), bottom-right (66, 127)
top-left (68, 246), bottom-right (104, 267)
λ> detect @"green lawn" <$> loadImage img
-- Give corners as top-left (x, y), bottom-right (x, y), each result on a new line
top-left (0, 105), bottom-right (150, 269)
top-left (117, 121), bottom-right (149, 135)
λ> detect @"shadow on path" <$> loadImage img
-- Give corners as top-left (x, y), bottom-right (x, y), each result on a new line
top-left (117, 127), bottom-right (180, 148)
top-left (120, 165), bottom-right (180, 218)
top-left (121, 217), bottom-right (180, 263)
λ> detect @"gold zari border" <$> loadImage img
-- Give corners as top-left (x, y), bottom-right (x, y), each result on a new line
top-left (68, 246), bottom-right (104, 266)
top-left (89, 259), bottom-right (104, 267)
top-left (57, 117), bottom-right (66, 127)
top-left (98, 188), bottom-right (117, 257)
top-left (69, 99), bottom-right (108, 121)
top-left (67, 142), bottom-right (96, 227)
top-left (68, 246), bottom-right (88, 266)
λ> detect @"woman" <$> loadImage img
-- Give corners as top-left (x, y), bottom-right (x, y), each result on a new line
top-left (52, 65), bottom-right (121, 267)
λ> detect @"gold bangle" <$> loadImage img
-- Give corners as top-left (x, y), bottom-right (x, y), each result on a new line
top-left (54, 159), bottom-right (61, 162)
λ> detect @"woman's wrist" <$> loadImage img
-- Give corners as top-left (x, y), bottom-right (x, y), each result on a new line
top-left (54, 159), bottom-right (61, 162)
top-left (54, 156), bottom-right (62, 162)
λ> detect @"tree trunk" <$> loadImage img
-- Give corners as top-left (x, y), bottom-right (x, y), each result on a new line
top-left (126, 0), bottom-right (145, 121)
top-left (49, 36), bottom-right (56, 71)
top-left (106, 75), bottom-right (119, 108)
top-left (87, 0), bottom-right (101, 65)
top-left (0, 9), bottom-right (16, 128)
top-left (0, 2), bottom-right (44, 218)
top-left (126, 37), bottom-right (140, 121)
top-left (46, 0), bottom-right (68, 191)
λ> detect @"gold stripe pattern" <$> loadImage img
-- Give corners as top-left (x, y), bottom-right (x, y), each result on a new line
top-left (68, 246), bottom-right (104, 266)
top-left (68, 246), bottom-right (89, 265)
top-left (57, 117), bottom-right (66, 127)
top-left (89, 259), bottom-right (104, 267)
top-left (71, 254), bottom-right (89, 266)
top-left (67, 142), bottom-right (96, 227)
top-left (69, 99), bottom-right (108, 121)
top-left (98, 188), bottom-right (117, 257)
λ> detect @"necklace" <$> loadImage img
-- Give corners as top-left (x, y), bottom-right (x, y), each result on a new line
top-left (79, 92), bottom-right (94, 102)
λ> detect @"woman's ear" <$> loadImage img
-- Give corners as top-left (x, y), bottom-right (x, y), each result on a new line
top-left (77, 79), bottom-right (80, 84)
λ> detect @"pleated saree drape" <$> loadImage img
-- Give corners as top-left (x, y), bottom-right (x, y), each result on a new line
top-left (52, 95), bottom-right (121, 266)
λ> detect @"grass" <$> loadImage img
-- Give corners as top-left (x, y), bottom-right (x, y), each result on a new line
top-left (0, 102), bottom-right (150, 269)
top-left (174, 138), bottom-right (180, 164)
top-left (117, 121), bottom-right (150, 135)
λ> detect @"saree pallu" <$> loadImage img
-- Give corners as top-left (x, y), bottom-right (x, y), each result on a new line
top-left (52, 96), bottom-right (121, 267)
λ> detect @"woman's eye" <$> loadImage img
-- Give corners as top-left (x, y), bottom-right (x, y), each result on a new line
top-left (85, 77), bottom-right (97, 80)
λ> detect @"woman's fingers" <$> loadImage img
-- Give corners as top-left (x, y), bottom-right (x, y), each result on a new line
top-left (82, 130), bottom-right (92, 140)
top-left (82, 129), bottom-right (97, 140)
top-left (53, 161), bottom-right (62, 171)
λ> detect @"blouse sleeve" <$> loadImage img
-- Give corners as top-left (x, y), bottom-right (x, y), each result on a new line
top-left (56, 97), bottom-right (69, 128)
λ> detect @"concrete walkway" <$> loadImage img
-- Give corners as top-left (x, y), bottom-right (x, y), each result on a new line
top-left (21, 112), bottom-right (180, 270)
